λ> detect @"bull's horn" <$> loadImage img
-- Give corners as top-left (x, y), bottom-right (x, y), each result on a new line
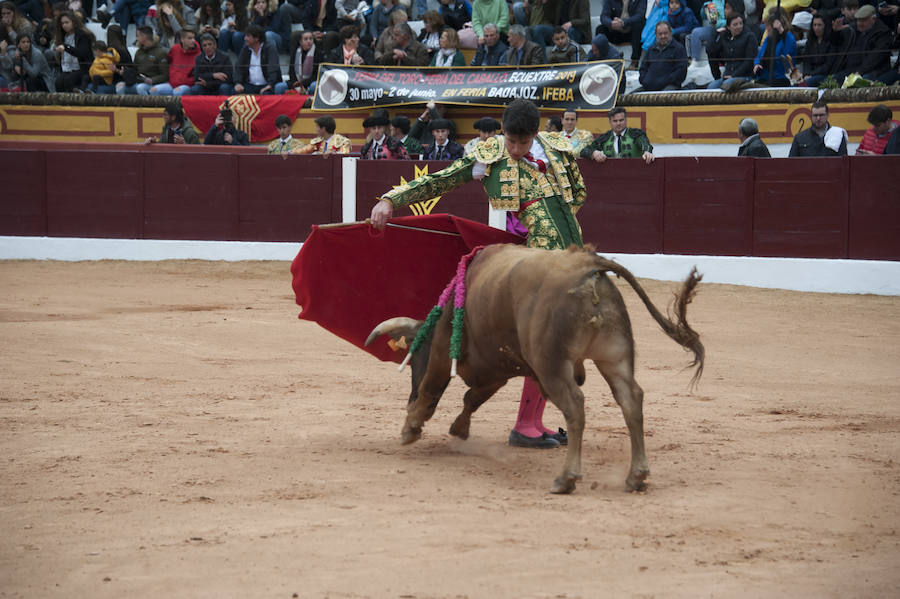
top-left (364, 317), bottom-right (423, 347)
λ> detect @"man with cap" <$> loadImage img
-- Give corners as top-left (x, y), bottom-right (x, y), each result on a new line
top-left (464, 116), bottom-right (503, 154)
top-left (361, 109), bottom-right (410, 160)
top-left (390, 115), bottom-right (424, 157)
top-left (560, 110), bottom-right (594, 155)
top-left (833, 3), bottom-right (893, 83)
top-left (423, 118), bottom-right (465, 161)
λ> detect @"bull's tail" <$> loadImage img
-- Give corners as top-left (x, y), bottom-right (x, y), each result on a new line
top-left (594, 257), bottom-right (705, 389)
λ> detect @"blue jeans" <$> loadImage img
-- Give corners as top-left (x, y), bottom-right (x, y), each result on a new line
top-left (688, 26), bottom-right (716, 59)
top-left (190, 82), bottom-right (234, 95)
top-left (117, 81), bottom-right (152, 94)
top-left (238, 81), bottom-right (288, 94)
top-left (149, 82), bottom-right (192, 95)
top-left (878, 70), bottom-right (900, 85)
top-left (266, 31), bottom-right (284, 52)
top-left (528, 24), bottom-right (554, 46)
top-left (567, 27), bottom-right (585, 44)
top-left (113, 0), bottom-right (146, 26)
top-left (707, 76), bottom-right (750, 89)
top-left (800, 74), bottom-right (827, 87)
top-left (89, 82), bottom-right (117, 93)
top-left (513, 2), bottom-right (527, 26)
top-left (218, 29), bottom-right (243, 54)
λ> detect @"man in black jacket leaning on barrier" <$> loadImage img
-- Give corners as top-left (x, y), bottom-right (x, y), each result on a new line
top-left (788, 101), bottom-right (848, 157)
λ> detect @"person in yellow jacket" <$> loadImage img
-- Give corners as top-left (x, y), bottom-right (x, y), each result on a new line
top-left (88, 41), bottom-right (120, 92)
top-left (291, 115), bottom-right (353, 155)
top-left (268, 114), bottom-right (305, 154)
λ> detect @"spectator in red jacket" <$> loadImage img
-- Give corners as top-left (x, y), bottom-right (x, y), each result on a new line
top-left (856, 104), bottom-right (900, 155)
top-left (150, 27), bottom-right (200, 95)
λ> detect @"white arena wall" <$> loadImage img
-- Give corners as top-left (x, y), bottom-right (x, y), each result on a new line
top-left (2, 235), bottom-right (898, 296)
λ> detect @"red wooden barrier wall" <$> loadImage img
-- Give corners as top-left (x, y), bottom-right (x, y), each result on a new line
top-left (356, 160), bottom-right (490, 225)
top-left (1, 143), bottom-right (898, 261)
top-left (663, 157), bottom-right (754, 256)
top-left (1, 144), bottom-right (342, 243)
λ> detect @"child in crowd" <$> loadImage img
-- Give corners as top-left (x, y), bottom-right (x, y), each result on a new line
top-left (667, 0), bottom-right (699, 45)
top-left (88, 40), bottom-right (119, 92)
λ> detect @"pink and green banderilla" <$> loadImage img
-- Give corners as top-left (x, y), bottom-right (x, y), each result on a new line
top-left (399, 246), bottom-right (484, 377)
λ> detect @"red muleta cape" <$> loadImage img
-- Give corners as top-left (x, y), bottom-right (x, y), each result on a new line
top-left (290, 214), bottom-right (525, 363)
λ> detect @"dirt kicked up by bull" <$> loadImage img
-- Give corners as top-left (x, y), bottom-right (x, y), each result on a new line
top-left (366, 244), bottom-right (705, 495)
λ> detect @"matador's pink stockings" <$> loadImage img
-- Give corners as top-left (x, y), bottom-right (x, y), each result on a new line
top-left (512, 377), bottom-right (557, 438)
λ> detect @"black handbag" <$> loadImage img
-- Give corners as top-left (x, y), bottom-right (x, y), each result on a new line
top-left (122, 65), bottom-right (138, 87)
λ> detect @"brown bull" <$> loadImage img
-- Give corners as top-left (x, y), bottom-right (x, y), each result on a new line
top-left (365, 244), bottom-right (704, 494)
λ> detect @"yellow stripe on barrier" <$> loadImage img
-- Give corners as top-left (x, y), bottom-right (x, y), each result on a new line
top-left (1, 102), bottom-right (896, 145)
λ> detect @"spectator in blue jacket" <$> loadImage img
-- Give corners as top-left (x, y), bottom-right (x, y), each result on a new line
top-left (667, 0), bottom-right (700, 44)
top-left (752, 11), bottom-right (796, 86)
top-left (638, 21), bottom-right (688, 90)
top-left (597, 0), bottom-right (647, 69)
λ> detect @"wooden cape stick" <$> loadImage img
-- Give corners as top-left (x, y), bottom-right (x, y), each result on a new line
top-left (316, 220), bottom-right (462, 236)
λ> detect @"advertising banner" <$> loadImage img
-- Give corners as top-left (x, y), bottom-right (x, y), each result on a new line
top-left (312, 62), bottom-right (623, 111)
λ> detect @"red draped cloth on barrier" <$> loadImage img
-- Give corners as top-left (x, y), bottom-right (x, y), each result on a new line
top-left (291, 214), bottom-right (525, 363)
top-left (181, 94), bottom-right (308, 142)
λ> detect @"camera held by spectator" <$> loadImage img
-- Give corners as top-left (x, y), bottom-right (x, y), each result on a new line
top-left (205, 100), bottom-right (250, 145)
top-left (220, 100), bottom-right (235, 132)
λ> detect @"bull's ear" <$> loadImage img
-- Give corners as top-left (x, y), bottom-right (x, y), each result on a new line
top-left (365, 317), bottom-right (423, 347)
top-left (387, 336), bottom-right (408, 351)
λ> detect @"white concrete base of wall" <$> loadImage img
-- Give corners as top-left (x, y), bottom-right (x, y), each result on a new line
top-left (2, 236), bottom-right (898, 296)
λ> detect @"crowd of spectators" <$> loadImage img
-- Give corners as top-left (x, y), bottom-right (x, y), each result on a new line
top-left (2, 0), bottom-right (896, 94)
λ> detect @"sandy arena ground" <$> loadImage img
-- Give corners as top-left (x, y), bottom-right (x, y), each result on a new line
top-left (1, 259), bottom-right (899, 598)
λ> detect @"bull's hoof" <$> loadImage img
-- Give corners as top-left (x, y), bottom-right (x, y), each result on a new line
top-left (401, 427), bottom-right (422, 445)
top-left (448, 419), bottom-right (470, 440)
top-left (625, 468), bottom-right (650, 492)
top-left (550, 473), bottom-right (581, 494)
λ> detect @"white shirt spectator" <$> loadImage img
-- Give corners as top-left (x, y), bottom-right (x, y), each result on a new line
top-left (249, 46), bottom-right (265, 85)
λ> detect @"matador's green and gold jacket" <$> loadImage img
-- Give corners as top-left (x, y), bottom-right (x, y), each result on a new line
top-left (380, 131), bottom-right (587, 251)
